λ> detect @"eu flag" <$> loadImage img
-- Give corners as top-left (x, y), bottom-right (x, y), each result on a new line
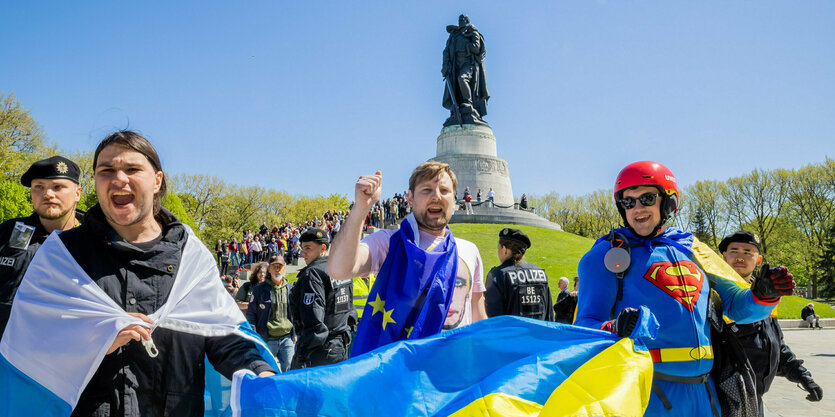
top-left (230, 307), bottom-right (658, 417)
top-left (351, 214), bottom-right (459, 357)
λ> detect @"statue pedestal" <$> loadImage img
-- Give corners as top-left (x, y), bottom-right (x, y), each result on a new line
top-left (431, 125), bottom-right (514, 206)
top-left (429, 124), bottom-right (562, 230)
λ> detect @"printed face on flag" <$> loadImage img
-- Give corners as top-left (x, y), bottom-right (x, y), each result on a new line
top-left (444, 258), bottom-right (472, 329)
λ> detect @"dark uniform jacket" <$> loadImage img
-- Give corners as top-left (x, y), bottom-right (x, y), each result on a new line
top-left (0, 210), bottom-right (83, 340)
top-left (484, 260), bottom-right (554, 321)
top-left (60, 205), bottom-right (272, 417)
top-left (288, 256), bottom-right (353, 368)
top-left (731, 316), bottom-right (814, 404)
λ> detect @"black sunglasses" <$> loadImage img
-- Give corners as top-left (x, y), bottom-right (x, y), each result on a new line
top-left (619, 192), bottom-right (659, 210)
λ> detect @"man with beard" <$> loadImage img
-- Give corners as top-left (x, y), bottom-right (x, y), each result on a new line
top-left (328, 162), bottom-right (487, 356)
top-left (719, 231), bottom-right (822, 414)
top-left (0, 156), bottom-right (83, 340)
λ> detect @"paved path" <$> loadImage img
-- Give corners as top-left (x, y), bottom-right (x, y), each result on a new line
top-left (763, 328), bottom-right (835, 416)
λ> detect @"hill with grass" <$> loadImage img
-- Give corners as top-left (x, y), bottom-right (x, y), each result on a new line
top-left (448, 223), bottom-right (833, 320)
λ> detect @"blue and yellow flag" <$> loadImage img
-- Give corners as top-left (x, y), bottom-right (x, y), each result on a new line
top-left (352, 214), bottom-right (458, 357)
top-left (230, 308), bottom-right (658, 417)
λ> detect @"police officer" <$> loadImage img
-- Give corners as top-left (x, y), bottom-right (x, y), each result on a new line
top-left (719, 231), bottom-right (822, 414)
top-left (289, 228), bottom-right (354, 368)
top-left (0, 156), bottom-right (83, 340)
top-left (484, 228), bottom-right (553, 321)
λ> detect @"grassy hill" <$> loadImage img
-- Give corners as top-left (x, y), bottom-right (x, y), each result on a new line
top-left (282, 223), bottom-right (832, 319)
top-left (449, 223), bottom-right (833, 320)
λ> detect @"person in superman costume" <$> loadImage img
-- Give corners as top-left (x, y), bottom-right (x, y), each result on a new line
top-left (574, 161), bottom-right (795, 417)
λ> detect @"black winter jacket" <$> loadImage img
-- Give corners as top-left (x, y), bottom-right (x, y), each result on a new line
top-left (246, 278), bottom-right (294, 341)
top-left (731, 316), bottom-right (814, 398)
top-left (0, 210), bottom-right (83, 340)
top-left (61, 205), bottom-right (272, 417)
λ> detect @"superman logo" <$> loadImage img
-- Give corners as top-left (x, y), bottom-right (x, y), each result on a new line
top-left (643, 261), bottom-right (704, 311)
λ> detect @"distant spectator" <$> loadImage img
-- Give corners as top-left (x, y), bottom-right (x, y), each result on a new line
top-left (220, 247), bottom-right (231, 276)
top-left (241, 237), bottom-right (251, 266)
top-left (223, 275), bottom-right (236, 296)
top-left (553, 276), bottom-right (577, 324)
top-left (230, 238), bottom-right (240, 266)
top-left (236, 262), bottom-right (267, 310)
top-left (250, 236), bottom-right (263, 263)
top-left (464, 192), bottom-right (473, 215)
top-left (519, 193), bottom-right (528, 210)
top-left (215, 239), bottom-right (223, 265)
top-left (476, 188), bottom-right (482, 203)
top-left (802, 303), bottom-right (822, 329)
top-left (487, 188), bottom-right (495, 206)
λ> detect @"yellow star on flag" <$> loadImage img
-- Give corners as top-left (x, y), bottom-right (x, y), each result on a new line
top-left (381, 308), bottom-right (396, 330)
top-left (368, 294), bottom-right (386, 316)
top-left (405, 326), bottom-right (414, 338)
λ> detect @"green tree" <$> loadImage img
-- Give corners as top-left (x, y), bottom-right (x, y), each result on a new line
top-left (691, 207), bottom-right (710, 244)
top-left (817, 221), bottom-right (835, 298)
top-left (0, 179), bottom-right (30, 222)
top-left (0, 92), bottom-right (55, 180)
top-left (171, 173), bottom-right (228, 232)
top-left (161, 193), bottom-right (199, 237)
top-left (723, 169), bottom-right (791, 255)
top-left (532, 190), bottom-right (619, 238)
top-left (679, 180), bottom-right (729, 248)
top-left (786, 160), bottom-right (835, 297)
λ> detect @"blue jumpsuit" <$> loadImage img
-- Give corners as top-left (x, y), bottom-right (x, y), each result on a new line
top-left (575, 228), bottom-right (775, 416)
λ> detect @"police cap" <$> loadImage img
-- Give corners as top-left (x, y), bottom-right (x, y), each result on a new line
top-left (299, 228), bottom-right (329, 245)
top-left (499, 228), bottom-right (531, 249)
top-left (20, 156), bottom-right (81, 187)
top-left (718, 231), bottom-right (761, 253)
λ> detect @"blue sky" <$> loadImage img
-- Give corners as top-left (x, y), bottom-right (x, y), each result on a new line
top-left (3, 2), bottom-right (834, 198)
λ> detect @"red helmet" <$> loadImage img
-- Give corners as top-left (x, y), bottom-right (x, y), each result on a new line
top-left (614, 161), bottom-right (680, 235)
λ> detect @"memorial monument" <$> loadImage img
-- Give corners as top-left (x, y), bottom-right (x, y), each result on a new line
top-left (430, 15), bottom-right (560, 230)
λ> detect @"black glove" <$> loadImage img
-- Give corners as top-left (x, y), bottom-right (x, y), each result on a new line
top-left (801, 379), bottom-right (823, 402)
top-left (611, 307), bottom-right (640, 338)
top-left (752, 263), bottom-right (795, 302)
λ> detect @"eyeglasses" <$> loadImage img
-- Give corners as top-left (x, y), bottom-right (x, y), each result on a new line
top-left (618, 192), bottom-right (659, 210)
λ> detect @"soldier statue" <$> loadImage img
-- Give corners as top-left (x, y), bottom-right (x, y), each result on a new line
top-left (442, 14), bottom-right (490, 126)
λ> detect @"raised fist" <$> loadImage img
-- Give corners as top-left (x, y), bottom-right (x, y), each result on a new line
top-left (752, 263), bottom-right (795, 303)
top-left (354, 171), bottom-right (382, 212)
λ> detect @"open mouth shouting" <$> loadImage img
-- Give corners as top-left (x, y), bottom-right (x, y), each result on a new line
top-left (427, 205), bottom-right (444, 216)
top-left (111, 191), bottom-right (135, 209)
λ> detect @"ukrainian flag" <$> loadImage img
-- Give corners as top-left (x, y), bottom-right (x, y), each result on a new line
top-left (230, 307), bottom-right (658, 417)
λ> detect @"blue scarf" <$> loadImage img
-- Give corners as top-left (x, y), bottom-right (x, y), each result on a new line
top-left (351, 214), bottom-right (458, 357)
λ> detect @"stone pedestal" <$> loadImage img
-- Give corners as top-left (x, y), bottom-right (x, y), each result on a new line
top-left (429, 124), bottom-right (562, 231)
top-left (430, 125), bottom-right (514, 206)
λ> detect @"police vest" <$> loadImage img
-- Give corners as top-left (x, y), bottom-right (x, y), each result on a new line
top-left (492, 261), bottom-right (553, 321)
top-left (352, 273), bottom-right (375, 319)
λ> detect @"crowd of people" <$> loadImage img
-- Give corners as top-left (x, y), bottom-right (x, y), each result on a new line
top-left (0, 145), bottom-right (828, 416)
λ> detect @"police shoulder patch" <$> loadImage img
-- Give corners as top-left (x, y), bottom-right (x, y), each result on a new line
top-left (303, 292), bottom-right (315, 305)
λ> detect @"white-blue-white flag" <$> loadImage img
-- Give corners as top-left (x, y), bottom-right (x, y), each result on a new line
top-left (0, 227), bottom-right (276, 417)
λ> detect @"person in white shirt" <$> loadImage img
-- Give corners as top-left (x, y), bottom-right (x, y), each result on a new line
top-left (328, 162), bottom-right (487, 337)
